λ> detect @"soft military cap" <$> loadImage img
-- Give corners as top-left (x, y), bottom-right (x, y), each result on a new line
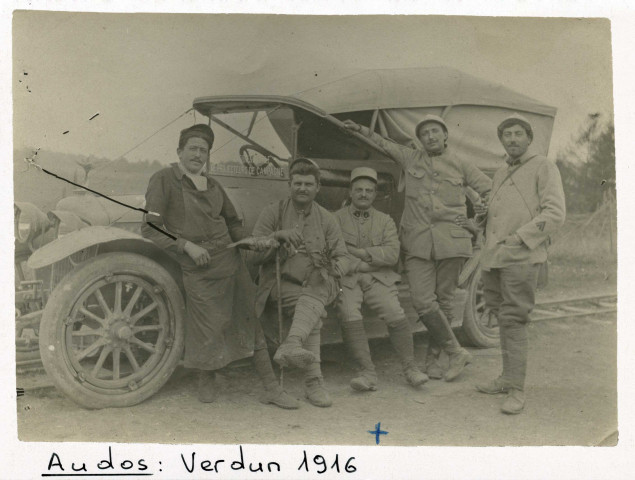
top-left (289, 157), bottom-right (320, 170)
top-left (497, 114), bottom-right (534, 140)
top-left (179, 124), bottom-right (215, 149)
top-left (350, 167), bottom-right (378, 184)
top-left (415, 114), bottom-right (449, 137)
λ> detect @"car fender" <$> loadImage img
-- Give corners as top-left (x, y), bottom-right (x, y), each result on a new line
top-left (27, 226), bottom-right (145, 269)
top-left (27, 225), bottom-right (185, 295)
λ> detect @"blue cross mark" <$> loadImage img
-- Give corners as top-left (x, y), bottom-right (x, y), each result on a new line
top-left (368, 422), bottom-right (388, 445)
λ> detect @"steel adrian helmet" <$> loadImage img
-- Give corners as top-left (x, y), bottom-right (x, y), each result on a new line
top-left (497, 114), bottom-right (534, 141)
top-left (415, 114), bottom-right (449, 138)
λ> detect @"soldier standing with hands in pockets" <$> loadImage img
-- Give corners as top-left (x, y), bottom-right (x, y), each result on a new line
top-left (476, 114), bottom-right (565, 414)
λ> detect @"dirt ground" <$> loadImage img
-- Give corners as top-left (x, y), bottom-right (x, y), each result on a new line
top-left (16, 312), bottom-right (617, 446)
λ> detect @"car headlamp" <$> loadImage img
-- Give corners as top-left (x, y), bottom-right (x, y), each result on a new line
top-left (14, 202), bottom-right (51, 244)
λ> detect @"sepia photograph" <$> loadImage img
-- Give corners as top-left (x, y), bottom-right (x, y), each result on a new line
top-left (5, 2), bottom-right (633, 477)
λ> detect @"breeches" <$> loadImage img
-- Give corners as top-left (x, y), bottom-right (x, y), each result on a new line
top-left (270, 269), bottom-right (339, 315)
top-left (482, 264), bottom-right (540, 390)
top-left (404, 255), bottom-right (465, 319)
top-left (337, 273), bottom-right (405, 326)
top-left (481, 264), bottom-right (540, 327)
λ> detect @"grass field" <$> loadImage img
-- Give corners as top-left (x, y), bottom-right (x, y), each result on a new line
top-left (540, 206), bottom-right (617, 300)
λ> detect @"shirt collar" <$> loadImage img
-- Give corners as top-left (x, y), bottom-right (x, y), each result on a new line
top-left (506, 149), bottom-right (534, 167)
top-left (290, 199), bottom-right (314, 217)
top-left (349, 205), bottom-right (372, 219)
top-left (175, 161), bottom-right (206, 178)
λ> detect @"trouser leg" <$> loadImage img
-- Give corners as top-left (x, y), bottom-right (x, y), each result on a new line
top-left (336, 281), bottom-right (376, 390)
top-left (405, 256), bottom-right (463, 354)
top-left (303, 324), bottom-right (322, 379)
top-left (340, 320), bottom-right (377, 391)
top-left (481, 268), bottom-right (509, 381)
top-left (274, 294), bottom-right (325, 369)
top-left (425, 337), bottom-right (443, 379)
top-left (387, 318), bottom-right (429, 386)
top-left (303, 323), bottom-right (332, 407)
top-left (498, 264), bottom-right (539, 391)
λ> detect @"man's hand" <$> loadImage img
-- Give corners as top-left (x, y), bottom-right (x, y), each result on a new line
top-left (184, 241), bottom-right (211, 266)
top-left (356, 261), bottom-right (374, 273)
top-left (343, 119), bottom-right (362, 132)
top-left (347, 246), bottom-right (372, 262)
top-left (503, 233), bottom-right (524, 246)
top-left (274, 229), bottom-right (304, 249)
top-left (473, 202), bottom-right (488, 216)
top-left (454, 215), bottom-right (478, 235)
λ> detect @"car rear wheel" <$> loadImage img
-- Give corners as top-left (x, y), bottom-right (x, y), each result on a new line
top-left (39, 252), bottom-right (185, 409)
top-left (461, 267), bottom-right (500, 348)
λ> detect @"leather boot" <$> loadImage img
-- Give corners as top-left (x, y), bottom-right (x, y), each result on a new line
top-left (304, 376), bottom-right (332, 407)
top-left (424, 338), bottom-right (443, 379)
top-left (387, 318), bottom-right (429, 387)
top-left (341, 320), bottom-right (378, 391)
top-left (476, 376), bottom-right (511, 394)
top-left (501, 388), bottom-right (525, 414)
top-left (252, 348), bottom-right (300, 409)
top-left (197, 369), bottom-right (217, 403)
top-left (418, 310), bottom-right (471, 381)
top-left (274, 295), bottom-right (324, 369)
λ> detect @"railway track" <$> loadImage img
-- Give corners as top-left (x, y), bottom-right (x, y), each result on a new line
top-left (15, 293), bottom-right (617, 376)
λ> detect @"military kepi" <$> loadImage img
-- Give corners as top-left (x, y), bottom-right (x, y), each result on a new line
top-left (497, 113), bottom-right (533, 140)
top-left (180, 124), bottom-right (215, 149)
top-left (350, 167), bottom-right (378, 184)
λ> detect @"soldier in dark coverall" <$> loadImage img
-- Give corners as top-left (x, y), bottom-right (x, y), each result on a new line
top-left (476, 114), bottom-right (565, 414)
top-left (344, 116), bottom-right (491, 381)
top-left (334, 167), bottom-right (428, 391)
top-left (141, 124), bottom-right (298, 409)
top-left (250, 158), bottom-right (353, 407)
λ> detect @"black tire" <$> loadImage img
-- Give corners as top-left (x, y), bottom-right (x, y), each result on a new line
top-left (39, 252), bottom-right (185, 409)
top-left (461, 267), bottom-right (500, 348)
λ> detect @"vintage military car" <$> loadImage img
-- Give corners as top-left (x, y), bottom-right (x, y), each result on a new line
top-left (15, 67), bottom-right (557, 408)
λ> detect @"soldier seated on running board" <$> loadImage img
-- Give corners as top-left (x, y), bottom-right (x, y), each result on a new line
top-left (249, 157), bottom-right (354, 408)
top-left (334, 167), bottom-right (429, 392)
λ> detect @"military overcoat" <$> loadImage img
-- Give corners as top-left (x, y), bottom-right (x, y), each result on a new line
top-left (480, 151), bottom-right (566, 269)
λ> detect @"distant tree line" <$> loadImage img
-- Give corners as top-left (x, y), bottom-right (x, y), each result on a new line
top-left (556, 114), bottom-right (615, 214)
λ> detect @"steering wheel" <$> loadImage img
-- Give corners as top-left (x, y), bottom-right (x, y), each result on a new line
top-left (239, 144), bottom-right (281, 174)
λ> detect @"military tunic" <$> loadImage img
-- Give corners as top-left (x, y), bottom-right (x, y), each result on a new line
top-left (360, 126), bottom-right (491, 317)
top-left (251, 199), bottom-right (352, 318)
top-left (480, 149), bottom-right (565, 391)
top-left (362, 127), bottom-right (492, 259)
top-left (334, 206), bottom-right (405, 324)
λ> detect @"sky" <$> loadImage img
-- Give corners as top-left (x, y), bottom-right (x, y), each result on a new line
top-left (12, 13), bottom-right (614, 164)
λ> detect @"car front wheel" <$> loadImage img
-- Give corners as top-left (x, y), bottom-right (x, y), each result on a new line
top-left (39, 252), bottom-right (185, 409)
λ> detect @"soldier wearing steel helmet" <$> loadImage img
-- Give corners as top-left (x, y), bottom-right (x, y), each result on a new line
top-left (334, 167), bottom-right (429, 392)
top-left (476, 114), bottom-right (565, 414)
top-left (343, 115), bottom-right (491, 382)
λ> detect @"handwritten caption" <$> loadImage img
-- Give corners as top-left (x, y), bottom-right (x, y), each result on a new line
top-left (43, 445), bottom-right (357, 476)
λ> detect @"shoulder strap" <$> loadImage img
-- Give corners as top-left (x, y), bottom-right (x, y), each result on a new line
top-left (489, 154), bottom-right (538, 201)
top-left (274, 199), bottom-right (285, 233)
